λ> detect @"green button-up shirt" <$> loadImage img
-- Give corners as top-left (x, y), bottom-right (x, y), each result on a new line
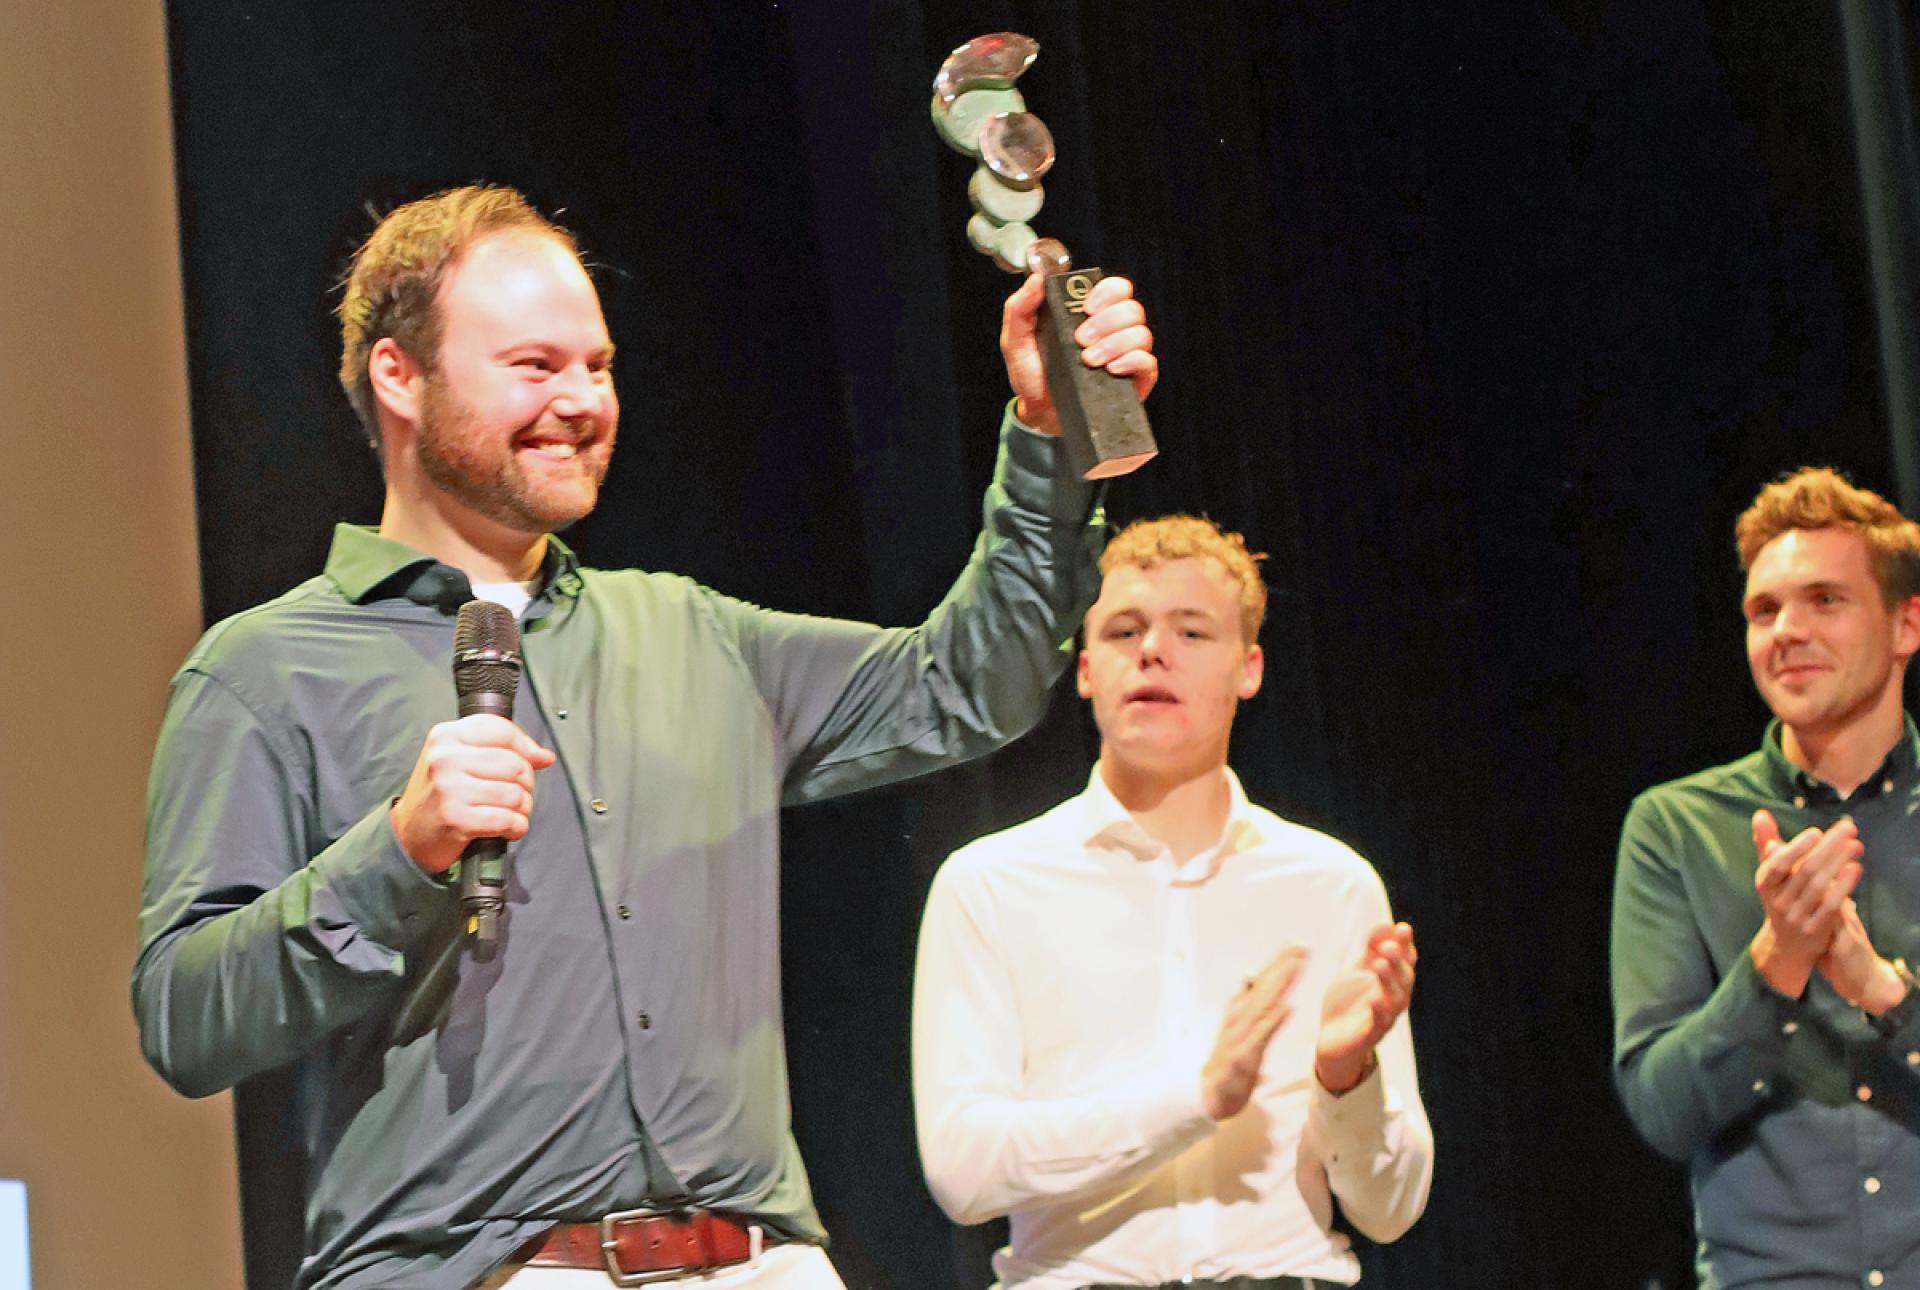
top-left (134, 417), bottom-right (1100, 1289)
top-left (1612, 718), bottom-right (1920, 1287)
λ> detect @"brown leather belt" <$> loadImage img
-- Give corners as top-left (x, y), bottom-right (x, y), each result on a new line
top-left (513, 1208), bottom-right (773, 1285)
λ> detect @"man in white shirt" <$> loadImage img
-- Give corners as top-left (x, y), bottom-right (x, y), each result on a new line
top-left (912, 515), bottom-right (1432, 1290)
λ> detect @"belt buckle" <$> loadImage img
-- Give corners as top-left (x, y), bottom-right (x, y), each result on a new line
top-left (598, 1207), bottom-right (701, 1287)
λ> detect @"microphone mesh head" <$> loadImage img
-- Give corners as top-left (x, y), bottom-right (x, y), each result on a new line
top-left (453, 600), bottom-right (522, 705)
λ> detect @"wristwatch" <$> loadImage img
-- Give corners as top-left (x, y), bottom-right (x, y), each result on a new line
top-left (1866, 958), bottom-right (1920, 1038)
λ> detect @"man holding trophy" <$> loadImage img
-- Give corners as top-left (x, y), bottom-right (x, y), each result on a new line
top-left (133, 172), bottom-right (1156, 1290)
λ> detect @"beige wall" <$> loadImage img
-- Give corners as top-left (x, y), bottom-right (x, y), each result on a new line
top-left (0, 0), bottom-right (244, 1285)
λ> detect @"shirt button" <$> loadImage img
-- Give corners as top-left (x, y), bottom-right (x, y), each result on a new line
top-left (1870, 1272), bottom-right (1885, 1287)
top-left (636, 1011), bottom-right (651, 1029)
top-left (1752, 1080), bottom-right (1768, 1094)
top-left (1793, 795), bottom-right (1806, 808)
top-left (1865, 1176), bottom-right (1882, 1194)
top-left (1907, 1051), bottom-right (1920, 1066)
top-left (1858, 1084), bottom-right (1874, 1102)
top-left (590, 798), bottom-right (609, 814)
top-left (1782, 1021), bottom-right (1798, 1036)
top-left (556, 708), bottom-right (569, 719)
top-left (617, 904), bottom-right (632, 920)
top-left (1883, 778), bottom-right (1895, 794)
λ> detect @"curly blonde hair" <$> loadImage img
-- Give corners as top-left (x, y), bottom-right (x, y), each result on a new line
top-left (1101, 515), bottom-right (1267, 642)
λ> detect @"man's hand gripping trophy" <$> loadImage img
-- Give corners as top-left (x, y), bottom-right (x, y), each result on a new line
top-left (931, 33), bottom-right (1158, 479)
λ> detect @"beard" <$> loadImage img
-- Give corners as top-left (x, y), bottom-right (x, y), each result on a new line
top-left (414, 374), bottom-right (611, 536)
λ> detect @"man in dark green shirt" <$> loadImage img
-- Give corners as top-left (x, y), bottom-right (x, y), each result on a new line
top-left (133, 186), bottom-right (1161, 1289)
top-left (1613, 467), bottom-right (1920, 1287)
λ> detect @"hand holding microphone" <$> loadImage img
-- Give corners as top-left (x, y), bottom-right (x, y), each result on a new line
top-left (389, 602), bottom-right (554, 958)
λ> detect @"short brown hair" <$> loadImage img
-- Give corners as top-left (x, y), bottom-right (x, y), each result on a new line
top-left (336, 185), bottom-right (578, 446)
top-left (1736, 466), bottom-right (1920, 603)
top-left (1101, 515), bottom-right (1268, 641)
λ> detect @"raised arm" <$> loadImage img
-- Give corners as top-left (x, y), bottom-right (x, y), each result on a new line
top-left (724, 278), bottom-right (1158, 802)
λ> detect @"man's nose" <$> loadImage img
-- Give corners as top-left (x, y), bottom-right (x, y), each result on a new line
top-left (1137, 624), bottom-right (1170, 665)
top-left (549, 363), bottom-right (603, 417)
top-left (1773, 602), bottom-right (1808, 641)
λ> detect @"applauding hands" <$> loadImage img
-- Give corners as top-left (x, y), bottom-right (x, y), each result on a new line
top-left (1202, 922), bottom-right (1418, 1120)
top-left (1749, 808), bottom-right (1906, 1011)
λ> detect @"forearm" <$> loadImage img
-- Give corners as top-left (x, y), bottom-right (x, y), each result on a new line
top-left (912, 863), bottom-right (1213, 1226)
top-left (135, 803), bottom-right (449, 1096)
top-left (916, 1063), bottom-right (1214, 1226)
top-left (759, 413), bottom-right (1104, 802)
top-left (1309, 1024), bottom-right (1432, 1242)
top-left (1612, 947), bottom-right (1796, 1161)
top-left (1609, 798), bottom-right (1800, 1160)
top-left (879, 414), bottom-right (1103, 756)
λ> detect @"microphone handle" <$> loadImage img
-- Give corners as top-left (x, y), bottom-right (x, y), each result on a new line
top-left (455, 684), bottom-right (515, 961)
top-left (459, 835), bottom-right (508, 962)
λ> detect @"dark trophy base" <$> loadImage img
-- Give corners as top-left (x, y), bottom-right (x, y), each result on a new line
top-left (1036, 267), bottom-right (1157, 480)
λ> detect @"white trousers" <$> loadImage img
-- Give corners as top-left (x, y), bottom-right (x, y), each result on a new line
top-left (474, 1241), bottom-right (845, 1289)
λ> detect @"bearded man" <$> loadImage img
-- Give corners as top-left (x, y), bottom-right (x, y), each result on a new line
top-left (134, 185), bottom-right (1159, 1290)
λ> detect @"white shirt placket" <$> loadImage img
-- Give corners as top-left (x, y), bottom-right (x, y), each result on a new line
top-left (1164, 849), bottom-right (1219, 1272)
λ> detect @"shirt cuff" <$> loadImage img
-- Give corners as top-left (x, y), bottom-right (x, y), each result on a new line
top-left (1121, 1060), bottom-right (1218, 1162)
top-left (1307, 1055), bottom-right (1392, 1159)
top-left (1718, 946), bottom-right (1803, 1051)
top-left (1694, 948), bottom-right (1801, 1106)
top-left (1868, 966), bottom-right (1920, 1058)
top-left (997, 400), bottom-right (1097, 523)
top-left (309, 803), bottom-right (456, 956)
top-left (1877, 1018), bottom-right (1920, 1065)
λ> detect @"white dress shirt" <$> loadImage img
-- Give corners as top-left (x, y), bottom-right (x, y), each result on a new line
top-left (912, 767), bottom-right (1432, 1289)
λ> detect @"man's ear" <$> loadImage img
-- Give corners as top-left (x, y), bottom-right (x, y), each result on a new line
top-left (1895, 594), bottom-right (1920, 664)
top-left (1076, 647), bottom-right (1093, 699)
top-left (1238, 643), bottom-right (1264, 700)
top-left (367, 337), bottom-right (425, 431)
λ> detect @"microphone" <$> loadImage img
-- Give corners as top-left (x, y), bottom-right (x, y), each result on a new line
top-left (452, 600), bottom-right (523, 961)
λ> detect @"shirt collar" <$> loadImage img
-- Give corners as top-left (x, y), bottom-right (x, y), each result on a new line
top-left (1758, 713), bottom-right (1920, 805)
top-left (322, 523), bottom-right (583, 614)
top-left (1078, 763), bottom-right (1265, 877)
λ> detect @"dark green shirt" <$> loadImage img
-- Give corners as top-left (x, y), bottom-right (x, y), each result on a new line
top-left (134, 417), bottom-right (1100, 1289)
top-left (1613, 718), bottom-right (1920, 1288)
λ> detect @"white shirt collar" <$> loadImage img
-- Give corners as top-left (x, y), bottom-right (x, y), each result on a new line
top-left (1078, 762), bottom-right (1265, 880)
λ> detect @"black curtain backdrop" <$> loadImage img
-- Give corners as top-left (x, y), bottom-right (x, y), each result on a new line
top-left (163, 2), bottom-right (1908, 1286)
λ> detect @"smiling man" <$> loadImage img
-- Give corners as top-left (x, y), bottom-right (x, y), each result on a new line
top-left (912, 516), bottom-right (1432, 1290)
top-left (133, 185), bottom-right (1159, 1290)
top-left (1613, 467), bottom-right (1920, 1287)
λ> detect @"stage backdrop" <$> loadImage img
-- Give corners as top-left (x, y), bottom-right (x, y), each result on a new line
top-left (0, 0), bottom-right (241, 1286)
top-left (164, 2), bottom-right (1905, 1286)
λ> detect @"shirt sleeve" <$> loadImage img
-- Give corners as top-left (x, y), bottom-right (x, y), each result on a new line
top-left (1610, 792), bottom-right (1798, 1162)
top-left (716, 410), bottom-right (1103, 805)
top-left (1302, 869), bottom-right (1434, 1243)
top-left (910, 856), bottom-right (1217, 1226)
top-left (132, 668), bottom-right (454, 1098)
top-left (1871, 991), bottom-right (1920, 1058)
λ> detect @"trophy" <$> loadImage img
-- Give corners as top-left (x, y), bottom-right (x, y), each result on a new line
top-left (931, 32), bottom-right (1157, 479)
